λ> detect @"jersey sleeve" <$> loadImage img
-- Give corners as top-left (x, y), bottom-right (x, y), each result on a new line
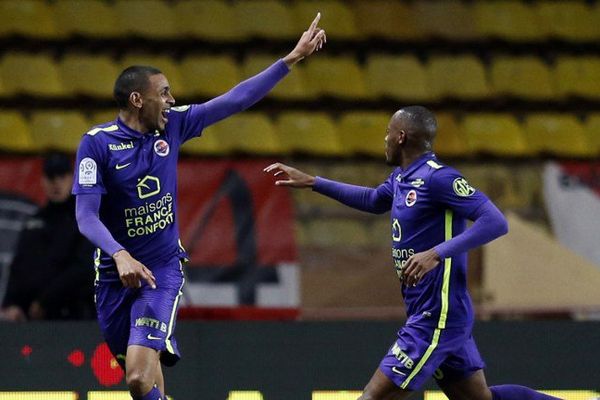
top-left (165, 104), bottom-right (207, 144)
top-left (428, 168), bottom-right (489, 219)
top-left (72, 133), bottom-right (107, 195)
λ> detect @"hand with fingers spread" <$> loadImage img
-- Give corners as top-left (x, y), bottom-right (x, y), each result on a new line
top-left (264, 163), bottom-right (316, 188)
top-left (402, 248), bottom-right (441, 287)
top-left (283, 12), bottom-right (327, 68)
top-left (113, 250), bottom-right (156, 289)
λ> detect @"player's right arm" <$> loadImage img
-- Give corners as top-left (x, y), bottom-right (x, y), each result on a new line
top-left (73, 134), bottom-right (155, 289)
top-left (264, 162), bottom-right (393, 214)
top-left (75, 195), bottom-right (156, 289)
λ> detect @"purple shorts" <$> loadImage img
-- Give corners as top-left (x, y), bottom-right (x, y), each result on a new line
top-left (94, 259), bottom-right (185, 368)
top-left (379, 323), bottom-right (485, 391)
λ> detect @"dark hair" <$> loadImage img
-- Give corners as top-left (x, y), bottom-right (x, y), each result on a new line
top-left (43, 151), bottom-right (72, 178)
top-left (398, 105), bottom-right (437, 149)
top-left (113, 65), bottom-right (162, 108)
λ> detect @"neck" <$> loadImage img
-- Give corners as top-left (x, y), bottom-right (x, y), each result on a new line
top-left (400, 149), bottom-right (429, 169)
top-left (119, 110), bottom-right (150, 134)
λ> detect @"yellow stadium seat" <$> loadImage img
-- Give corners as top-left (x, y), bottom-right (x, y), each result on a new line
top-left (114, 0), bottom-right (177, 39)
top-left (119, 55), bottom-right (185, 98)
top-left (427, 55), bottom-right (492, 100)
top-left (180, 55), bottom-right (241, 98)
top-left (365, 55), bottom-right (432, 101)
top-left (434, 113), bottom-right (470, 158)
top-left (173, 0), bottom-right (242, 42)
top-left (89, 110), bottom-right (119, 127)
top-left (413, 0), bottom-right (476, 41)
top-left (59, 54), bottom-right (119, 98)
top-left (462, 114), bottom-right (531, 156)
top-left (491, 56), bottom-right (554, 100)
top-left (472, 1), bottom-right (545, 42)
top-left (293, 0), bottom-right (358, 40)
top-left (352, 1), bottom-right (420, 40)
top-left (242, 54), bottom-right (315, 100)
top-left (304, 56), bottom-right (370, 99)
top-left (30, 111), bottom-right (90, 152)
top-left (0, 111), bottom-right (36, 152)
top-left (524, 114), bottom-right (593, 158)
top-left (338, 112), bottom-right (390, 157)
top-left (207, 112), bottom-right (284, 155)
top-left (536, 1), bottom-right (599, 41)
top-left (1, 53), bottom-right (66, 97)
top-left (179, 125), bottom-right (224, 156)
top-left (554, 56), bottom-right (600, 100)
top-left (234, 0), bottom-right (297, 40)
top-left (0, 0), bottom-right (62, 39)
top-left (583, 114), bottom-right (600, 155)
top-left (53, 0), bottom-right (123, 38)
top-left (276, 112), bottom-right (344, 156)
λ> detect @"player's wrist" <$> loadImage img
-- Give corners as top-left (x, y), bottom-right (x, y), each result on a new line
top-left (282, 52), bottom-right (304, 68)
top-left (112, 249), bottom-right (128, 259)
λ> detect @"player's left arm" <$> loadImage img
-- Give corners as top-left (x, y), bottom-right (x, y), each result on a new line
top-left (202, 13), bottom-right (325, 125)
top-left (174, 14), bottom-right (325, 143)
top-left (403, 170), bottom-right (508, 286)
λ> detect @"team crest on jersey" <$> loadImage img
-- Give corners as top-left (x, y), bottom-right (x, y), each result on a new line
top-left (154, 139), bottom-right (170, 157)
top-left (405, 190), bottom-right (417, 207)
top-left (453, 177), bottom-right (476, 197)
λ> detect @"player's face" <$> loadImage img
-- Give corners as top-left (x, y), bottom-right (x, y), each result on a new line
top-left (140, 73), bottom-right (175, 132)
top-left (385, 120), bottom-right (403, 166)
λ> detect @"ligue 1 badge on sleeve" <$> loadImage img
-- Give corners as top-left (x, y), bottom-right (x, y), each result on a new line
top-left (154, 139), bottom-right (170, 157)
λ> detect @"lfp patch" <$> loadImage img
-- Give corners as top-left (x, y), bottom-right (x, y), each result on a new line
top-left (154, 139), bottom-right (170, 157)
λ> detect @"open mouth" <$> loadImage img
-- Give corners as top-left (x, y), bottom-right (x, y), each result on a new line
top-left (161, 109), bottom-right (170, 123)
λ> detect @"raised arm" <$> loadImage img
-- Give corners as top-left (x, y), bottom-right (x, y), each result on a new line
top-left (202, 13), bottom-right (326, 127)
top-left (264, 163), bottom-right (392, 214)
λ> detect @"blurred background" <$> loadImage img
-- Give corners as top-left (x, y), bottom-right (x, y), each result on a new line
top-left (0, 0), bottom-right (598, 399)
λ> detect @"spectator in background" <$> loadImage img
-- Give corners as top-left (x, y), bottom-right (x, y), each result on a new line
top-left (0, 152), bottom-right (95, 321)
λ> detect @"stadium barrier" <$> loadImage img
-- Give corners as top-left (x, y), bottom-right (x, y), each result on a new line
top-left (0, 321), bottom-right (597, 400)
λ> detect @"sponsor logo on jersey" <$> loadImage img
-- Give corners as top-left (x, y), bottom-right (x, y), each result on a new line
top-left (108, 141), bottom-right (134, 151)
top-left (79, 157), bottom-right (97, 185)
top-left (115, 162), bottom-right (131, 170)
top-left (154, 139), bottom-right (170, 157)
top-left (405, 190), bottom-right (417, 207)
top-left (137, 175), bottom-right (161, 199)
top-left (392, 218), bottom-right (402, 242)
top-left (410, 178), bottom-right (425, 187)
top-left (452, 177), bottom-right (476, 197)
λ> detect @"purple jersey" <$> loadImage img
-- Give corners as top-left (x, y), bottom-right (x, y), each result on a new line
top-left (72, 104), bottom-right (205, 270)
top-left (377, 153), bottom-right (488, 328)
top-left (72, 59), bottom-right (289, 271)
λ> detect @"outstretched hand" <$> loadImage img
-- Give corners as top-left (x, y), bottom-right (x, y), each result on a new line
top-left (283, 12), bottom-right (327, 67)
top-left (264, 163), bottom-right (316, 188)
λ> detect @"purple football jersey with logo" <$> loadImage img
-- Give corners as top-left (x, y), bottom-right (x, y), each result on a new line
top-left (375, 152), bottom-right (488, 328)
top-left (72, 104), bottom-right (205, 270)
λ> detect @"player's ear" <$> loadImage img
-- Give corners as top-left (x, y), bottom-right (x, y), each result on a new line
top-left (398, 130), bottom-right (407, 144)
top-left (129, 91), bottom-right (143, 109)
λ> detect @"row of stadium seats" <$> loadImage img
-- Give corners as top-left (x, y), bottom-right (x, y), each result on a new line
top-left (2, 0), bottom-right (600, 42)
top-left (1, 110), bottom-right (598, 158)
top-left (2, 52), bottom-right (600, 101)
